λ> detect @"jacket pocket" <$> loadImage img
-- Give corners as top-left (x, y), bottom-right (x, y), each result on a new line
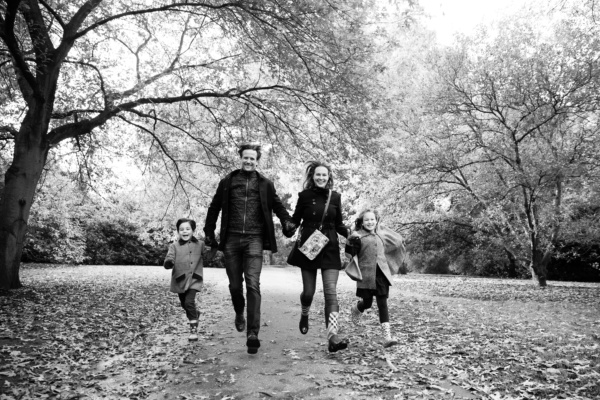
top-left (175, 273), bottom-right (186, 282)
top-left (192, 273), bottom-right (202, 280)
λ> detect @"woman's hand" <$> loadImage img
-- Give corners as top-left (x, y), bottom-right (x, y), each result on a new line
top-left (282, 219), bottom-right (298, 238)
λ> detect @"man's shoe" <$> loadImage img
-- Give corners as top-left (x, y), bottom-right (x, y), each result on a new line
top-left (235, 313), bottom-right (245, 332)
top-left (246, 334), bottom-right (260, 354)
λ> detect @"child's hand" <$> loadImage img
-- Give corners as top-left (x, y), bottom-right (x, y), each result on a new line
top-left (164, 260), bottom-right (174, 269)
top-left (341, 254), bottom-right (353, 269)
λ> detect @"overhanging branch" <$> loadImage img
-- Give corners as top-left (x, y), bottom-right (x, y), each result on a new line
top-left (46, 84), bottom-right (316, 145)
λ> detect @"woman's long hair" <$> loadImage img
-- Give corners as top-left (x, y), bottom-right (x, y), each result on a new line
top-left (303, 161), bottom-right (334, 190)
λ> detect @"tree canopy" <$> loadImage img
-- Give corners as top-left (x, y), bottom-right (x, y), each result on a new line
top-left (0, 0), bottom-right (382, 289)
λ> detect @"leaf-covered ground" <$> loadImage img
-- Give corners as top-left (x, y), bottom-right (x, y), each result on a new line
top-left (336, 275), bottom-right (600, 399)
top-left (1, 265), bottom-right (599, 399)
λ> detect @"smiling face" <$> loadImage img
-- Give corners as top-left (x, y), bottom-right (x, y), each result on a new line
top-left (240, 149), bottom-right (258, 172)
top-left (178, 222), bottom-right (194, 242)
top-left (362, 212), bottom-right (378, 232)
top-left (313, 166), bottom-right (329, 188)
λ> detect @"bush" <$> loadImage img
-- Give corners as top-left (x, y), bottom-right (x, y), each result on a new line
top-left (22, 210), bottom-right (86, 264)
top-left (449, 248), bottom-right (530, 278)
top-left (548, 243), bottom-right (600, 282)
top-left (84, 219), bottom-right (156, 265)
top-left (408, 251), bottom-right (452, 274)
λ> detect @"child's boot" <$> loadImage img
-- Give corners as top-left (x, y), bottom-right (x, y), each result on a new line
top-left (188, 320), bottom-right (199, 342)
top-left (351, 302), bottom-right (363, 326)
top-left (326, 310), bottom-right (349, 353)
top-left (380, 322), bottom-right (398, 348)
top-left (299, 301), bottom-right (310, 335)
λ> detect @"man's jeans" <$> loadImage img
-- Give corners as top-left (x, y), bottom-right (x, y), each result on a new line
top-left (224, 234), bottom-right (263, 336)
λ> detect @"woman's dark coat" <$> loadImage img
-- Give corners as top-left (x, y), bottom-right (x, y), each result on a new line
top-left (287, 187), bottom-right (348, 270)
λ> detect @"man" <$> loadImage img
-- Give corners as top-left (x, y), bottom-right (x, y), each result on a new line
top-left (204, 143), bottom-right (295, 354)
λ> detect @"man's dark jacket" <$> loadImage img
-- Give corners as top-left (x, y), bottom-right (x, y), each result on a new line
top-left (203, 169), bottom-right (292, 253)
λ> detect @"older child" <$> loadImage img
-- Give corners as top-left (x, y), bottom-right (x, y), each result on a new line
top-left (164, 218), bottom-right (205, 341)
top-left (345, 209), bottom-right (406, 348)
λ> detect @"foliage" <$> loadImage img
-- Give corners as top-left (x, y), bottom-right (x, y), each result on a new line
top-left (371, 4), bottom-right (600, 285)
top-left (0, 0), bottom-right (392, 289)
top-left (549, 242), bottom-right (600, 282)
top-left (84, 219), bottom-right (154, 265)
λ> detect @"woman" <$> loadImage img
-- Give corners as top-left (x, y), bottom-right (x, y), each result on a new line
top-left (287, 161), bottom-right (349, 352)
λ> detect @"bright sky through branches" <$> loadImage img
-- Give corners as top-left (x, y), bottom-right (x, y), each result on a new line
top-left (420, 0), bottom-right (534, 44)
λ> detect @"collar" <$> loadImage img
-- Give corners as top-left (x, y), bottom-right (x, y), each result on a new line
top-left (178, 237), bottom-right (199, 245)
top-left (231, 169), bottom-right (262, 179)
top-left (240, 169), bottom-right (256, 177)
top-left (311, 186), bottom-right (329, 194)
top-left (356, 228), bottom-right (377, 237)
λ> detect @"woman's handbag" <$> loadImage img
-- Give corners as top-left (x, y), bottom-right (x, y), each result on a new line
top-left (298, 190), bottom-right (332, 260)
top-left (345, 255), bottom-right (363, 281)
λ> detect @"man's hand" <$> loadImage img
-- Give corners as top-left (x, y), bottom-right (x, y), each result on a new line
top-left (282, 219), bottom-right (298, 238)
top-left (204, 235), bottom-right (219, 248)
top-left (164, 259), bottom-right (174, 270)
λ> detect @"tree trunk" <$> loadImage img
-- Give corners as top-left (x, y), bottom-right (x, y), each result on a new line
top-left (529, 249), bottom-right (549, 287)
top-left (504, 247), bottom-right (519, 278)
top-left (0, 119), bottom-right (49, 290)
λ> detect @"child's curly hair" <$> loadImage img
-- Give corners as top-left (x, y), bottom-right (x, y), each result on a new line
top-left (354, 208), bottom-right (380, 231)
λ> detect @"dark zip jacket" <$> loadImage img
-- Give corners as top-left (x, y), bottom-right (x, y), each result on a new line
top-left (203, 169), bottom-right (292, 253)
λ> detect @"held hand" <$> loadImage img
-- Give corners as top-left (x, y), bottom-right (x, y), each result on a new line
top-left (348, 236), bottom-right (361, 248)
top-left (282, 220), bottom-right (298, 238)
top-left (204, 235), bottom-right (219, 248)
top-left (164, 259), bottom-right (174, 270)
top-left (341, 254), bottom-right (352, 270)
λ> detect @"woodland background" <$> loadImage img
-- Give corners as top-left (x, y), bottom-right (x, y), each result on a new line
top-left (2, 0), bottom-right (600, 286)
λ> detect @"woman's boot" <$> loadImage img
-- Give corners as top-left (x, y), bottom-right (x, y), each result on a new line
top-left (299, 301), bottom-right (310, 334)
top-left (326, 311), bottom-right (348, 352)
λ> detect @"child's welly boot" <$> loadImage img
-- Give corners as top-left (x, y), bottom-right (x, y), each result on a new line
top-left (188, 320), bottom-right (199, 342)
top-left (351, 302), bottom-right (363, 326)
top-left (380, 322), bottom-right (398, 348)
top-left (326, 310), bottom-right (349, 353)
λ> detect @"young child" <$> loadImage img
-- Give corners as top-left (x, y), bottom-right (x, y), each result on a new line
top-left (164, 218), bottom-right (205, 341)
top-left (345, 209), bottom-right (406, 348)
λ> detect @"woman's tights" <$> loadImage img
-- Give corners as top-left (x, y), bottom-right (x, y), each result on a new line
top-left (358, 294), bottom-right (389, 323)
top-left (300, 269), bottom-right (339, 323)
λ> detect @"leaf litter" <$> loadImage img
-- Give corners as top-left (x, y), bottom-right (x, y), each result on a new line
top-left (0, 265), bottom-right (598, 399)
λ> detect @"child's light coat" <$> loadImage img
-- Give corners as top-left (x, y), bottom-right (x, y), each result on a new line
top-left (164, 237), bottom-right (204, 293)
top-left (348, 225), bottom-right (406, 290)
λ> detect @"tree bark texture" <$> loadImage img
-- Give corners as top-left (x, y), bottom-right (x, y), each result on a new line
top-left (529, 248), bottom-right (549, 287)
top-left (504, 248), bottom-right (519, 278)
top-left (0, 113), bottom-right (50, 289)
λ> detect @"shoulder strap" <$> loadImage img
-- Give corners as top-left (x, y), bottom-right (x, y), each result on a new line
top-left (318, 190), bottom-right (332, 230)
